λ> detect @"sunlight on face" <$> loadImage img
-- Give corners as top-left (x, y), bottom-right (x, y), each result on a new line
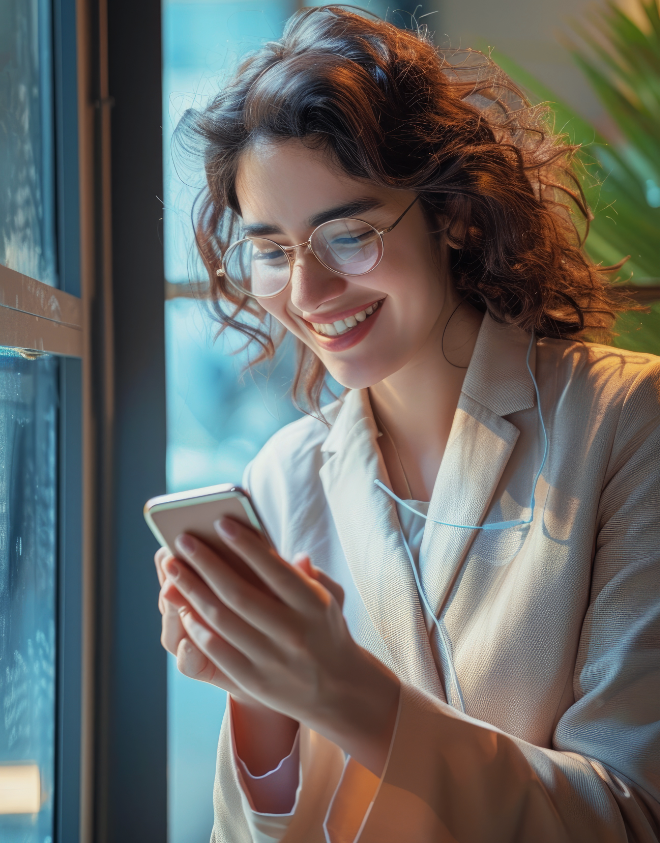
top-left (234, 139), bottom-right (452, 390)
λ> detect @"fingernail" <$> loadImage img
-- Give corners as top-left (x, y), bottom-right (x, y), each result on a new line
top-left (164, 559), bottom-right (180, 579)
top-left (214, 517), bottom-right (238, 539)
top-left (175, 533), bottom-right (196, 555)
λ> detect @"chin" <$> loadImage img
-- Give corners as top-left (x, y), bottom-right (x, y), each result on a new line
top-left (323, 360), bottom-right (392, 391)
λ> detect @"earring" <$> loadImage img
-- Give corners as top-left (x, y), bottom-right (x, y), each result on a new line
top-left (441, 301), bottom-right (470, 369)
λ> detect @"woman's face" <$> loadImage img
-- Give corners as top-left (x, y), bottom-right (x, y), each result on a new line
top-left (234, 139), bottom-right (452, 390)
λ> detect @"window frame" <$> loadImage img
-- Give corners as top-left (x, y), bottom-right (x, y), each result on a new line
top-left (0, 0), bottom-right (168, 839)
top-left (0, 0), bottom-right (86, 838)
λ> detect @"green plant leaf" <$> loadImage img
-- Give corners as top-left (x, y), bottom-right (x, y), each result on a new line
top-left (481, 2), bottom-right (660, 353)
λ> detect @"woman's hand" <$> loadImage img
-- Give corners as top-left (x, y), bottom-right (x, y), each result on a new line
top-left (155, 545), bottom-right (248, 695)
top-left (157, 544), bottom-right (306, 780)
top-left (161, 519), bottom-right (400, 777)
top-left (154, 542), bottom-right (345, 702)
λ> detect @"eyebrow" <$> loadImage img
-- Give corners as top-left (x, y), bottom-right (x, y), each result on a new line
top-left (241, 197), bottom-right (385, 238)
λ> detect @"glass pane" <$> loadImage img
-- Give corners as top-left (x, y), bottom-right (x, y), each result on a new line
top-left (163, 0), bottom-right (296, 284)
top-left (0, 0), bottom-right (57, 286)
top-left (0, 348), bottom-right (58, 842)
top-left (164, 296), bottom-right (301, 842)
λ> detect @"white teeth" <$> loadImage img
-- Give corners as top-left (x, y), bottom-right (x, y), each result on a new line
top-left (311, 301), bottom-right (380, 337)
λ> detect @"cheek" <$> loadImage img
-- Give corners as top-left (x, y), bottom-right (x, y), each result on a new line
top-left (257, 295), bottom-right (310, 346)
top-left (371, 250), bottom-right (444, 330)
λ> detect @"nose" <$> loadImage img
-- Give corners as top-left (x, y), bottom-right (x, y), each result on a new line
top-left (288, 244), bottom-right (347, 314)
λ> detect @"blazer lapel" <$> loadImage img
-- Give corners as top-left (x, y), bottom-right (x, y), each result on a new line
top-left (319, 391), bottom-right (445, 699)
top-left (418, 397), bottom-right (521, 623)
top-left (419, 314), bottom-right (538, 623)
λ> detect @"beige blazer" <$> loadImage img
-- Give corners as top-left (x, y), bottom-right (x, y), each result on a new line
top-left (211, 313), bottom-right (660, 842)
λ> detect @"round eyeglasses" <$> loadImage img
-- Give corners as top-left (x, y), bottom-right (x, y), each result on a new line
top-left (216, 196), bottom-right (419, 298)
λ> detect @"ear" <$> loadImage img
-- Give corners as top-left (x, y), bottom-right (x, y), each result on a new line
top-left (430, 214), bottom-right (465, 250)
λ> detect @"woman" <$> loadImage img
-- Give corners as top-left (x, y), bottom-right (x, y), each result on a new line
top-left (154, 7), bottom-right (660, 842)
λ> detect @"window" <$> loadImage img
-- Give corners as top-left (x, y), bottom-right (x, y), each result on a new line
top-left (0, 0), bottom-right (57, 288)
top-left (0, 350), bottom-right (58, 839)
top-left (0, 0), bottom-right (83, 839)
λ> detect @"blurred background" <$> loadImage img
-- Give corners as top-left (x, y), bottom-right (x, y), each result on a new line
top-left (1, 0), bottom-right (658, 841)
top-left (162, 1), bottom-right (659, 840)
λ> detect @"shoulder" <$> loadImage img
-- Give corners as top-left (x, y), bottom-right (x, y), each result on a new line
top-left (242, 399), bottom-right (342, 546)
top-left (538, 337), bottom-right (660, 411)
top-left (248, 398), bottom-right (341, 482)
top-left (538, 338), bottom-right (660, 457)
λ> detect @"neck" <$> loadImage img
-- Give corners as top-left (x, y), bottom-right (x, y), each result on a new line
top-left (369, 295), bottom-right (483, 501)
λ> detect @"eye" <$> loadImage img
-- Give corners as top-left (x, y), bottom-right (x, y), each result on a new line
top-left (331, 235), bottom-right (361, 245)
top-left (253, 247), bottom-right (287, 262)
top-left (328, 232), bottom-right (379, 259)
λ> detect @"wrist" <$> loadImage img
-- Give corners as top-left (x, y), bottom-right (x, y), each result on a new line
top-left (319, 652), bottom-right (400, 778)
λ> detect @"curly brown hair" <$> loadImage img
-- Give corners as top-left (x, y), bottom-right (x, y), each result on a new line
top-left (177, 4), bottom-right (629, 417)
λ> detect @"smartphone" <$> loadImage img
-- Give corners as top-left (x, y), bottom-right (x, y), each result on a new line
top-left (144, 484), bottom-right (275, 595)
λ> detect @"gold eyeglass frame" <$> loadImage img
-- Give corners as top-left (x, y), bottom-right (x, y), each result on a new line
top-left (216, 195), bottom-right (420, 299)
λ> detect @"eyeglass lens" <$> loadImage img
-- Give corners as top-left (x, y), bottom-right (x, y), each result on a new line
top-left (223, 217), bottom-right (384, 297)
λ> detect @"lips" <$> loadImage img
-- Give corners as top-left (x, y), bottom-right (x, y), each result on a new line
top-left (308, 300), bottom-right (382, 337)
top-left (302, 298), bottom-right (384, 352)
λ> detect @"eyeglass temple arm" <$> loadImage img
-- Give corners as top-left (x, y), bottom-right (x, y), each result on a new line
top-left (378, 195), bottom-right (420, 235)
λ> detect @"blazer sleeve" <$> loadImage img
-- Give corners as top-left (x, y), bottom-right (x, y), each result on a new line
top-left (211, 710), bottom-right (346, 843)
top-left (322, 361), bottom-right (660, 843)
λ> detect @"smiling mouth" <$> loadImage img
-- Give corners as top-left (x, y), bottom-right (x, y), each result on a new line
top-left (308, 300), bottom-right (383, 337)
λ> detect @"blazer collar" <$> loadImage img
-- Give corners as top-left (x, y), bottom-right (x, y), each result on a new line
top-left (416, 314), bottom-right (538, 668)
top-left (321, 387), bottom-right (373, 457)
top-left (318, 394), bottom-right (446, 698)
top-left (461, 311), bottom-right (536, 417)
top-left (322, 311), bottom-right (537, 460)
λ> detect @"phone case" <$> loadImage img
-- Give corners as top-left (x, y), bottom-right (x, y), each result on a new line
top-left (144, 484), bottom-right (275, 595)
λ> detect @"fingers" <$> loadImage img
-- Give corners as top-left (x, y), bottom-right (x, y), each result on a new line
top-left (159, 579), bottom-right (187, 655)
top-left (178, 605), bottom-right (254, 695)
top-left (161, 612), bottom-right (185, 656)
top-left (210, 519), bottom-right (327, 613)
top-left (156, 543), bottom-right (185, 656)
top-left (176, 637), bottom-right (217, 683)
top-left (293, 554), bottom-right (345, 610)
top-left (161, 585), bottom-right (245, 695)
top-left (171, 535), bottom-right (301, 638)
top-left (154, 546), bottom-right (170, 586)
top-left (161, 578), bottom-right (187, 609)
top-left (176, 637), bottom-right (258, 703)
top-left (163, 556), bottom-right (280, 662)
